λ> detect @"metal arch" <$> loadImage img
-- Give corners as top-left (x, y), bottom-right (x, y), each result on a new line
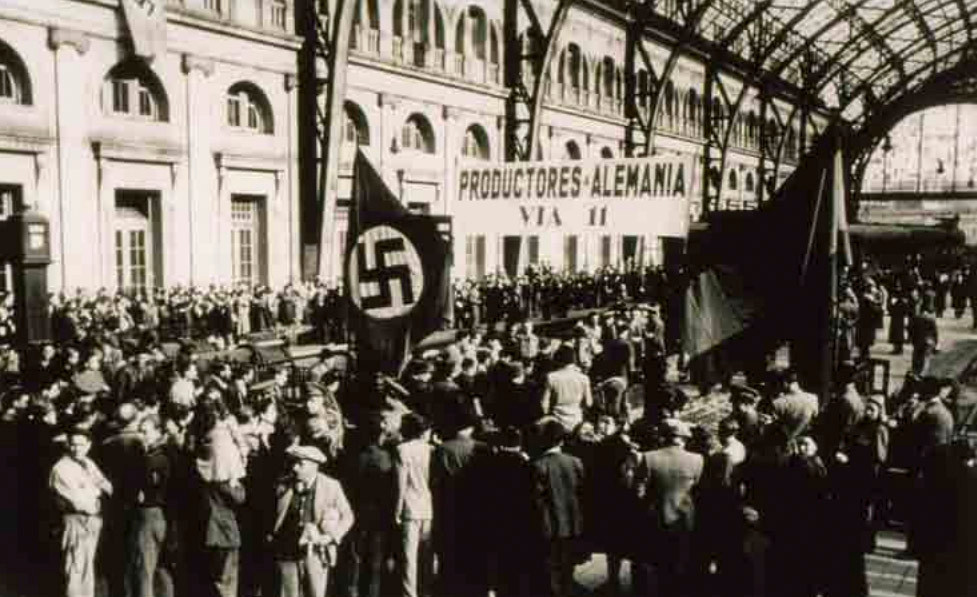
top-left (626, 0), bottom-right (719, 157)
top-left (954, 0), bottom-right (975, 48)
top-left (849, 56), bottom-right (977, 159)
top-left (810, 2), bottom-right (957, 97)
top-left (526, 0), bottom-right (575, 162)
top-left (713, 0), bottom-right (772, 52)
top-left (640, 44), bottom-right (682, 155)
top-left (904, 0), bottom-right (938, 60)
top-left (766, 0), bottom-right (880, 80)
top-left (834, 34), bottom-right (976, 115)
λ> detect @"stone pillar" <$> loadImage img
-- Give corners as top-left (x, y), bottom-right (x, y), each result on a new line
top-left (379, 93), bottom-right (399, 171)
top-left (48, 27), bottom-right (90, 290)
top-left (441, 106), bottom-right (459, 217)
top-left (182, 54), bottom-right (216, 284)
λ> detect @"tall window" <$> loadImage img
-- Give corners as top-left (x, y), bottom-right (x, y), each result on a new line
top-left (466, 235), bottom-right (485, 279)
top-left (204, 0), bottom-right (222, 12)
top-left (527, 235), bottom-right (539, 266)
top-left (115, 192), bottom-right (158, 294)
top-left (271, 0), bottom-right (287, 28)
top-left (0, 185), bottom-right (21, 294)
top-left (226, 83), bottom-right (273, 134)
top-left (231, 196), bottom-right (264, 285)
top-left (103, 62), bottom-right (167, 121)
top-left (343, 102), bottom-right (370, 146)
top-left (564, 235), bottom-right (578, 273)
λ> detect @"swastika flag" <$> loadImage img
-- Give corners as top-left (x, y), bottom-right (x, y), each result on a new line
top-left (345, 149), bottom-right (451, 375)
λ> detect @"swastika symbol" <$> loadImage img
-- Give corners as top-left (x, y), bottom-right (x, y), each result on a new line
top-left (347, 225), bottom-right (425, 320)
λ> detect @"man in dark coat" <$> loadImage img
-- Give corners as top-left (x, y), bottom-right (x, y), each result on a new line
top-left (530, 419), bottom-right (586, 597)
top-left (431, 407), bottom-right (489, 596)
top-left (478, 427), bottom-right (534, 597)
top-left (908, 307), bottom-right (939, 374)
top-left (633, 418), bottom-right (704, 597)
top-left (96, 403), bottom-right (146, 597)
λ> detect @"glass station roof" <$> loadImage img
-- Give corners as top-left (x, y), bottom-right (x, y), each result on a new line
top-left (641, 0), bottom-right (977, 126)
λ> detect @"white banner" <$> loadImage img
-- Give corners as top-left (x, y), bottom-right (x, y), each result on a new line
top-left (454, 156), bottom-right (691, 238)
top-left (121, 0), bottom-right (167, 61)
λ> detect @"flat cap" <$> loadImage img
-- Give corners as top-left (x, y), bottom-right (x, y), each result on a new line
top-left (285, 445), bottom-right (327, 465)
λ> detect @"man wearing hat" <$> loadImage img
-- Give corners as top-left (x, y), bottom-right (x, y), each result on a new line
top-left (270, 445), bottom-right (354, 597)
top-left (633, 418), bottom-right (704, 597)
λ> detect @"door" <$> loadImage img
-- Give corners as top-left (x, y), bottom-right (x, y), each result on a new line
top-left (231, 195), bottom-right (265, 285)
top-left (115, 191), bottom-right (157, 293)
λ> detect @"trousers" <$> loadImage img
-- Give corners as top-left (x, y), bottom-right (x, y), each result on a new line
top-left (60, 514), bottom-right (102, 597)
top-left (398, 519), bottom-right (433, 597)
top-left (275, 555), bottom-right (328, 597)
top-left (126, 507), bottom-right (171, 597)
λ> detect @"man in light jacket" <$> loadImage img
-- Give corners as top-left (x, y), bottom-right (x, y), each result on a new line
top-left (269, 445), bottom-right (354, 597)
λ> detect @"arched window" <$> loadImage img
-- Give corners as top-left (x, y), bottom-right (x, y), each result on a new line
top-left (745, 171), bottom-right (755, 193)
top-left (687, 88), bottom-right (699, 131)
top-left (490, 26), bottom-right (499, 66)
top-left (567, 44), bottom-right (582, 89)
top-left (102, 60), bottom-right (168, 121)
top-left (600, 146), bottom-right (614, 159)
top-left (226, 82), bottom-right (273, 134)
top-left (602, 57), bottom-right (615, 98)
top-left (455, 6), bottom-right (487, 59)
top-left (564, 140), bottom-right (581, 160)
top-left (342, 101), bottom-right (369, 146)
top-left (746, 111), bottom-right (757, 146)
top-left (461, 124), bottom-right (489, 160)
top-left (728, 170), bottom-right (738, 190)
top-left (0, 40), bottom-right (31, 105)
top-left (401, 113), bottom-right (435, 153)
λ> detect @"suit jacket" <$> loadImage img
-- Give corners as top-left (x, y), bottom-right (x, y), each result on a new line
top-left (395, 439), bottom-right (433, 521)
top-left (273, 473), bottom-right (354, 548)
top-left (198, 478), bottom-right (246, 548)
top-left (636, 445), bottom-right (704, 529)
top-left (531, 449), bottom-right (585, 540)
top-left (542, 366), bottom-right (593, 430)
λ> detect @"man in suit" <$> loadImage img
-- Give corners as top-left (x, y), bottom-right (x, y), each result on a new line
top-left (909, 306), bottom-right (939, 374)
top-left (394, 414), bottom-right (434, 597)
top-left (771, 370), bottom-right (820, 442)
top-left (530, 419), bottom-right (586, 597)
top-left (541, 345), bottom-right (593, 432)
top-left (270, 445), bottom-right (354, 597)
top-left (634, 418), bottom-right (704, 597)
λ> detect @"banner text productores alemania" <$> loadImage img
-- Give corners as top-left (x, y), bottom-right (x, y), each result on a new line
top-left (455, 156), bottom-right (691, 237)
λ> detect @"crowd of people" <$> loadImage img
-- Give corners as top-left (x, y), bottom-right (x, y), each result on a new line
top-left (2, 255), bottom-right (977, 597)
top-left (837, 253), bottom-right (977, 373)
top-left (0, 264), bottom-right (673, 353)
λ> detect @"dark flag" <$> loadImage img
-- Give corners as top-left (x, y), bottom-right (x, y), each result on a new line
top-left (682, 129), bottom-right (851, 396)
top-left (344, 149), bottom-right (451, 375)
